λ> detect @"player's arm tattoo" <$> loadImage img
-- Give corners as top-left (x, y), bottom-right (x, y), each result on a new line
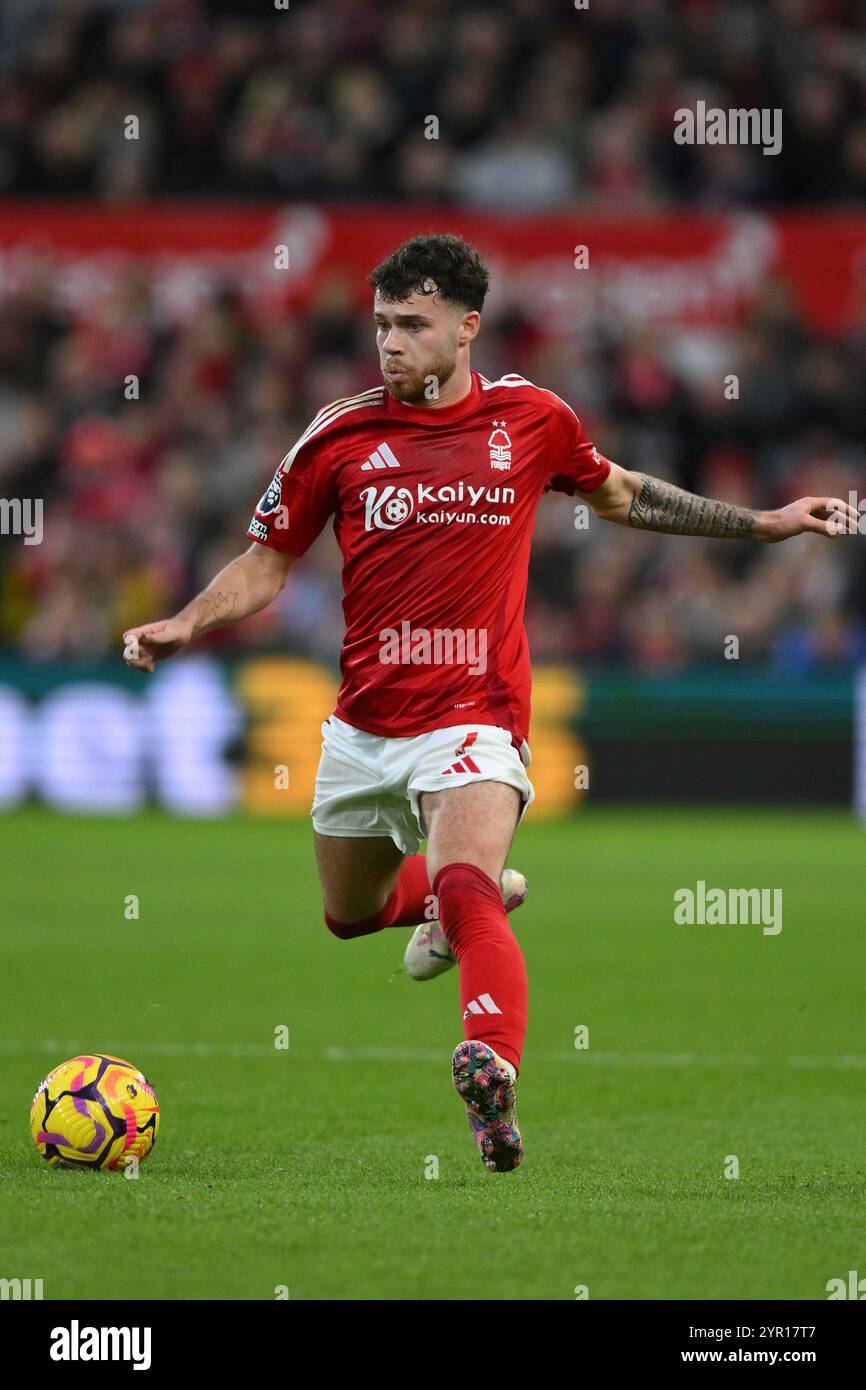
top-left (202, 589), bottom-right (240, 622)
top-left (628, 474), bottom-right (757, 539)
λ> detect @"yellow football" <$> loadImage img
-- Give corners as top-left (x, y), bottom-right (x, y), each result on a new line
top-left (30, 1053), bottom-right (159, 1170)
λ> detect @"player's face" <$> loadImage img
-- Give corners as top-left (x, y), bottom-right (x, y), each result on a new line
top-left (374, 290), bottom-right (471, 404)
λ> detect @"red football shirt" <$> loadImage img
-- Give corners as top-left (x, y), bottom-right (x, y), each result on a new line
top-left (247, 371), bottom-right (611, 746)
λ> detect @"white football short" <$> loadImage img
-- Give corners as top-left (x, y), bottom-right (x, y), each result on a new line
top-left (311, 714), bottom-right (535, 855)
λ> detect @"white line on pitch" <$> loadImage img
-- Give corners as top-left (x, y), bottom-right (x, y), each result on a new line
top-left (4, 1039), bottom-right (866, 1069)
top-left (0, 1039), bottom-right (272, 1059)
top-left (321, 1046), bottom-right (866, 1069)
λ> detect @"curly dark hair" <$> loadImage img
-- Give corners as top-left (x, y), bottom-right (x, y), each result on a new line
top-left (367, 233), bottom-right (490, 313)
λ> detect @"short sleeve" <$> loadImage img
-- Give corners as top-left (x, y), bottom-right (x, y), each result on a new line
top-left (247, 433), bottom-right (337, 558)
top-left (543, 395), bottom-right (612, 497)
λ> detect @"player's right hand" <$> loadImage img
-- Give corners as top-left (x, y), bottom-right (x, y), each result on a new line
top-left (122, 619), bottom-right (192, 673)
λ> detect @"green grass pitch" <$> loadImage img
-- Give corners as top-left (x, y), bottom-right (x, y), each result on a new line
top-left (1, 805), bottom-right (864, 1300)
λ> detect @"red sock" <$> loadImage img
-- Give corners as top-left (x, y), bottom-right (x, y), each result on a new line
top-left (432, 862), bottom-right (527, 1074)
top-left (324, 853), bottom-right (433, 940)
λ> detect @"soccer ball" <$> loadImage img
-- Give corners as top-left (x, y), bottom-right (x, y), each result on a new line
top-left (30, 1053), bottom-right (160, 1170)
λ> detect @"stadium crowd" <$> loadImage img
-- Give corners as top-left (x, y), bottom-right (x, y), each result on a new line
top-left (1, 0), bottom-right (866, 208)
top-left (1, 0), bottom-right (866, 674)
top-left (2, 261), bottom-right (866, 674)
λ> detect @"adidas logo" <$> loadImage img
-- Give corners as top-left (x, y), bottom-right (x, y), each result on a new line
top-left (360, 442), bottom-right (401, 471)
top-left (463, 994), bottom-right (502, 1020)
top-left (440, 731), bottom-right (481, 776)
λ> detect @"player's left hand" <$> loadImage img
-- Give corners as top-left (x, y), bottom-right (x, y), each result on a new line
top-left (758, 496), bottom-right (861, 542)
